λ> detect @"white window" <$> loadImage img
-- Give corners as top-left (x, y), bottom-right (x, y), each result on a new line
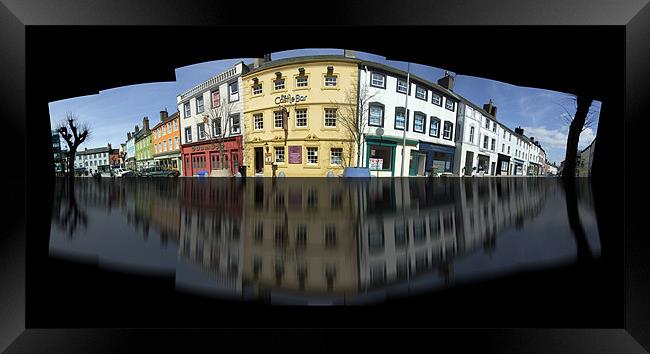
top-left (274, 78), bottom-right (285, 90)
top-left (324, 75), bottom-right (337, 87)
top-left (163, 141), bottom-right (167, 151)
top-left (395, 109), bottom-right (406, 130)
top-left (429, 118), bottom-right (440, 137)
top-left (230, 114), bottom-right (241, 134)
top-left (168, 138), bottom-right (172, 151)
top-left (274, 146), bottom-right (285, 163)
top-left (296, 76), bottom-right (308, 87)
top-left (413, 112), bottom-right (425, 133)
top-left (492, 121), bottom-right (497, 132)
top-left (252, 84), bottom-right (262, 95)
top-left (324, 108), bottom-right (337, 127)
top-left (174, 137), bottom-right (179, 149)
top-left (274, 111), bottom-right (284, 128)
top-left (307, 147), bottom-right (318, 164)
top-left (445, 98), bottom-right (455, 111)
top-left (212, 118), bottom-right (221, 136)
top-left (432, 92), bottom-right (442, 106)
top-left (483, 135), bottom-right (489, 149)
top-left (330, 148), bottom-right (342, 165)
top-left (370, 72), bottom-right (385, 88)
top-left (369, 104), bottom-right (384, 126)
top-left (415, 86), bottom-right (427, 100)
top-left (197, 123), bottom-right (206, 140)
top-left (254, 113), bottom-right (264, 130)
top-left (228, 81), bottom-right (239, 102)
top-left (469, 126), bottom-right (475, 143)
top-left (443, 122), bottom-right (453, 140)
top-left (173, 120), bottom-right (178, 131)
top-left (184, 102), bottom-right (191, 118)
top-left (491, 138), bottom-right (496, 151)
top-left (185, 127), bottom-right (192, 142)
top-left (397, 79), bottom-right (408, 93)
top-left (196, 96), bottom-right (204, 114)
top-left (295, 109), bottom-right (307, 127)
top-left (485, 117), bottom-right (490, 128)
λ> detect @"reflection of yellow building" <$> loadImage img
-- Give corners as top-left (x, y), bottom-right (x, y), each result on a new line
top-left (242, 56), bottom-right (359, 177)
top-left (242, 179), bottom-right (358, 299)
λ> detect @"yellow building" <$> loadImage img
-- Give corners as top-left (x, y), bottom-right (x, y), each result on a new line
top-left (242, 56), bottom-right (360, 177)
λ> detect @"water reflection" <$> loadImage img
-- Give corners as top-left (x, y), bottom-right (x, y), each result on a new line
top-left (49, 177), bottom-right (600, 305)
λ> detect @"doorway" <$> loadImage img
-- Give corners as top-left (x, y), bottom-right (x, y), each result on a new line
top-left (254, 147), bottom-right (264, 174)
top-left (464, 151), bottom-right (474, 176)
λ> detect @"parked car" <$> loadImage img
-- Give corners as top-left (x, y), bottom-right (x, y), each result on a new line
top-left (112, 167), bottom-right (129, 177)
top-left (141, 166), bottom-right (180, 177)
top-left (121, 170), bottom-right (141, 177)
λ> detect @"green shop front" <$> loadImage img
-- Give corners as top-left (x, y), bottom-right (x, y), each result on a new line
top-left (365, 135), bottom-right (419, 177)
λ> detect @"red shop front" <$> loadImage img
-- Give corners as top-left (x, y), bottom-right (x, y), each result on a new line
top-left (181, 136), bottom-right (243, 176)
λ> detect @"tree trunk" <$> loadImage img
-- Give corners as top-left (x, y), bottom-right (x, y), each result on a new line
top-left (562, 96), bottom-right (592, 179)
top-left (67, 148), bottom-right (77, 178)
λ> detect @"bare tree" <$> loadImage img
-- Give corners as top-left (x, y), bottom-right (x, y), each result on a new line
top-left (336, 80), bottom-right (377, 167)
top-left (199, 96), bottom-right (237, 174)
top-left (556, 95), bottom-right (595, 178)
top-left (56, 112), bottom-right (91, 177)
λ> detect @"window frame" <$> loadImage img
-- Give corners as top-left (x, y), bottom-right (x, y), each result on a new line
top-left (429, 117), bottom-right (441, 138)
top-left (445, 97), bottom-right (456, 111)
top-left (370, 72), bottom-right (386, 89)
top-left (443, 121), bottom-right (453, 140)
top-left (414, 85), bottom-right (428, 101)
top-left (413, 111), bottom-right (426, 133)
top-left (230, 113), bottom-right (241, 134)
top-left (253, 113), bottom-right (264, 130)
top-left (295, 108), bottom-right (308, 128)
top-left (324, 108), bottom-right (337, 127)
top-left (274, 146), bottom-right (285, 164)
top-left (394, 107), bottom-right (409, 131)
top-left (196, 95), bottom-right (204, 114)
top-left (368, 102), bottom-right (385, 128)
top-left (306, 147), bottom-right (318, 165)
top-left (431, 92), bottom-right (443, 106)
top-left (330, 148), bottom-right (343, 166)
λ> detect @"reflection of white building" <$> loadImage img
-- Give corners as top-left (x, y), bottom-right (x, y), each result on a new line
top-left (357, 178), bottom-right (549, 295)
top-left (177, 180), bottom-right (245, 292)
top-left (358, 64), bottom-right (458, 177)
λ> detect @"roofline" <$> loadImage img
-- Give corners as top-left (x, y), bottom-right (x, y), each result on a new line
top-left (243, 55), bottom-right (362, 76)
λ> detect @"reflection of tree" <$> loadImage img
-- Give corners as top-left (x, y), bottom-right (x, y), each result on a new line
top-left (52, 180), bottom-right (88, 238)
top-left (561, 178), bottom-right (593, 263)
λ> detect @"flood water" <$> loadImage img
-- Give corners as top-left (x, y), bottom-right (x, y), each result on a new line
top-left (49, 177), bottom-right (600, 305)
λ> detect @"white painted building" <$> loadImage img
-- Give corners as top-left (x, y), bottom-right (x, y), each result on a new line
top-left (177, 62), bottom-right (249, 176)
top-left (358, 63), bottom-right (459, 177)
top-left (75, 145), bottom-right (112, 174)
top-left (454, 101), bottom-right (500, 176)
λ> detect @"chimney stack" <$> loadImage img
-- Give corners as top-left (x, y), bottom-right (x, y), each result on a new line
top-left (253, 53), bottom-right (272, 69)
top-left (108, 143), bottom-right (112, 150)
top-left (437, 71), bottom-right (455, 91)
top-left (160, 109), bottom-right (168, 122)
top-left (143, 117), bottom-right (150, 131)
top-left (515, 127), bottom-right (524, 135)
top-left (135, 125), bottom-right (140, 133)
top-left (483, 99), bottom-right (497, 117)
top-left (127, 132), bottom-right (132, 140)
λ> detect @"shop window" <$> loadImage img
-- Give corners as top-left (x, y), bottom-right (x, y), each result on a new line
top-left (369, 145), bottom-right (392, 171)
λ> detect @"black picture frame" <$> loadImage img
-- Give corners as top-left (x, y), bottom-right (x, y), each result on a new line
top-left (1, 0), bottom-right (648, 352)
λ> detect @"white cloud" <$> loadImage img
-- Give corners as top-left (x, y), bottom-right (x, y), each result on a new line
top-left (522, 125), bottom-right (596, 161)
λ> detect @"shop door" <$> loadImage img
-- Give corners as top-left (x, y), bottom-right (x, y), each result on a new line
top-left (464, 151), bottom-right (474, 176)
top-left (254, 147), bottom-right (264, 174)
top-left (409, 152), bottom-right (420, 176)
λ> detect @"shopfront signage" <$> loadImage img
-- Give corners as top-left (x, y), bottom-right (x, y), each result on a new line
top-left (288, 146), bottom-right (302, 164)
top-left (191, 143), bottom-right (222, 152)
top-left (369, 158), bottom-right (383, 170)
top-left (275, 94), bottom-right (307, 105)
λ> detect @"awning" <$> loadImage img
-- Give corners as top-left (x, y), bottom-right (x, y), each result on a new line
top-left (513, 158), bottom-right (525, 164)
top-left (419, 141), bottom-right (455, 154)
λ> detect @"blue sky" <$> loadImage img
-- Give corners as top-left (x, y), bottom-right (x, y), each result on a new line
top-left (49, 48), bottom-right (599, 164)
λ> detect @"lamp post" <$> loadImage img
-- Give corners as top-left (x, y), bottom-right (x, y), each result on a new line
top-left (400, 62), bottom-right (410, 177)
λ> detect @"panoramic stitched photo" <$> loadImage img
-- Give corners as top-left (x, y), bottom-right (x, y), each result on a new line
top-left (47, 48), bottom-right (601, 305)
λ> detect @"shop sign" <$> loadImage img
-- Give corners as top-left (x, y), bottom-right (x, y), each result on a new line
top-left (265, 152), bottom-right (273, 165)
top-left (275, 94), bottom-right (307, 105)
top-left (288, 146), bottom-right (302, 164)
top-left (191, 143), bottom-right (222, 152)
top-left (369, 158), bottom-right (383, 170)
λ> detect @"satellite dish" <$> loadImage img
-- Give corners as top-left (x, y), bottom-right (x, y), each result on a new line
top-left (376, 127), bottom-right (384, 136)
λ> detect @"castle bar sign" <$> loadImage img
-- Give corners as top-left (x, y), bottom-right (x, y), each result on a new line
top-left (275, 93), bottom-right (307, 105)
